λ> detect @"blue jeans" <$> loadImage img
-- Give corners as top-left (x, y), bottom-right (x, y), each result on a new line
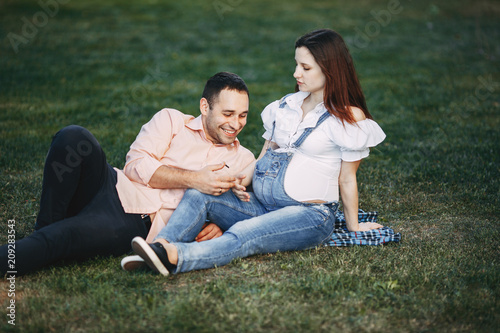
top-left (156, 189), bottom-right (338, 273)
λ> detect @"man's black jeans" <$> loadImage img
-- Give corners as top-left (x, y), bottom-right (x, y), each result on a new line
top-left (1, 125), bottom-right (148, 275)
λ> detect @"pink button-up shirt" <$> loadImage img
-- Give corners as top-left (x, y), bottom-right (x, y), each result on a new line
top-left (115, 108), bottom-right (255, 241)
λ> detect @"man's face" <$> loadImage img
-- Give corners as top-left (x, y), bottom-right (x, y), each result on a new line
top-left (200, 89), bottom-right (249, 145)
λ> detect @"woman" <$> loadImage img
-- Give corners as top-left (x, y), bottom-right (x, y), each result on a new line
top-left (130, 29), bottom-right (386, 276)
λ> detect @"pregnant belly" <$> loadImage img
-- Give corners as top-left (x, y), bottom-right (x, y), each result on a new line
top-left (283, 152), bottom-right (340, 202)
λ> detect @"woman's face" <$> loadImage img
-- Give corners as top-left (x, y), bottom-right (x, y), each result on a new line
top-left (293, 46), bottom-right (326, 97)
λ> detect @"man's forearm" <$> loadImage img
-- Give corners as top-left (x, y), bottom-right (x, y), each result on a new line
top-left (148, 165), bottom-right (198, 189)
top-left (148, 163), bottom-right (237, 195)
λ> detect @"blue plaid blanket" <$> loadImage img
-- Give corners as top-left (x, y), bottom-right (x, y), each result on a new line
top-left (325, 209), bottom-right (401, 246)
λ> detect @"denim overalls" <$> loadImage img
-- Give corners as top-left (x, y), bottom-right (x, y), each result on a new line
top-left (253, 110), bottom-right (339, 212)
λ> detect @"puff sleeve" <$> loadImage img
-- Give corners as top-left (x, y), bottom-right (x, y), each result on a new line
top-left (260, 100), bottom-right (280, 141)
top-left (326, 118), bottom-right (386, 161)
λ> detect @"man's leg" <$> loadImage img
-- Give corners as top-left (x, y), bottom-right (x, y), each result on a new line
top-left (1, 166), bottom-right (149, 275)
top-left (36, 125), bottom-right (108, 229)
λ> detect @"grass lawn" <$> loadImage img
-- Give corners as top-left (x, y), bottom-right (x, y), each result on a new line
top-left (1, 0), bottom-right (499, 331)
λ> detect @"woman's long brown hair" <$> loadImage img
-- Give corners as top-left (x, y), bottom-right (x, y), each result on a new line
top-left (295, 29), bottom-right (373, 124)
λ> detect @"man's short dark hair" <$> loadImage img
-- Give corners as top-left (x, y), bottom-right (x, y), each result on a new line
top-left (202, 72), bottom-right (249, 108)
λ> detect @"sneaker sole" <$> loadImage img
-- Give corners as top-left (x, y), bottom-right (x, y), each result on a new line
top-left (131, 237), bottom-right (170, 277)
top-left (121, 255), bottom-right (147, 272)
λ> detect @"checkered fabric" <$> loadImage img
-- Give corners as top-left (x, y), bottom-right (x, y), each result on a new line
top-left (325, 209), bottom-right (401, 246)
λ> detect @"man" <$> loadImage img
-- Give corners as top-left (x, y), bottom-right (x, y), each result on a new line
top-left (0, 72), bottom-right (255, 275)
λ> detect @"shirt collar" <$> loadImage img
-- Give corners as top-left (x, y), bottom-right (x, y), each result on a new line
top-left (186, 115), bottom-right (241, 148)
top-left (286, 91), bottom-right (326, 113)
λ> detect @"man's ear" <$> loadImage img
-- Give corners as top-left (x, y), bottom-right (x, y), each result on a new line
top-left (200, 98), bottom-right (209, 116)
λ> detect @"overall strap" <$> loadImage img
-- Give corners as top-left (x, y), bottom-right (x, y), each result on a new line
top-left (278, 93), bottom-right (295, 109)
top-left (290, 111), bottom-right (330, 149)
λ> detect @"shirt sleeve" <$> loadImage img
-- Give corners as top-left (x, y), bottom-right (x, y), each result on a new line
top-left (123, 109), bottom-right (186, 186)
top-left (326, 118), bottom-right (386, 162)
top-left (261, 100), bottom-right (280, 141)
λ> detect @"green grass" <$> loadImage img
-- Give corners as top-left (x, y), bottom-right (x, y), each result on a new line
top-left (1, 0), bottom-right (499, 331)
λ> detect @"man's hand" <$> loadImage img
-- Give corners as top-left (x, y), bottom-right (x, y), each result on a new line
top-left (148, 162), bottom-right (236, 195)
top-left (195, 222), bottom-right (223, 242)
top-left (194, 163), bottom-right (237, 196)
top-left (231, 174), bottom-right (250, 202)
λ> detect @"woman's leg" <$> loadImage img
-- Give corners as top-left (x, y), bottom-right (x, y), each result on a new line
top-left (172, 204), bottom-right (337, 273)
top-left (155, 188), bottom-right (268, 243)
top-left (35, 125), bottom-right (108, 229)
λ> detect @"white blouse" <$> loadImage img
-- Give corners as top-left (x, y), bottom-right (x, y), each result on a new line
top-left (261, 91), bottom-right (386, 202)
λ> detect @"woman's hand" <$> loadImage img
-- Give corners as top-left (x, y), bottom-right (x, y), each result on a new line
top-left (355, 222), bottom-right (384, 231)
top-left (232, 174), bottom-right (250, 202)
top-left (229, 139), bottom-right (274, 202)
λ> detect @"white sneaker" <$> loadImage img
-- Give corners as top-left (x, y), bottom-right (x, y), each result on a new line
top-left (121, 255), bottom-right (147, 272)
